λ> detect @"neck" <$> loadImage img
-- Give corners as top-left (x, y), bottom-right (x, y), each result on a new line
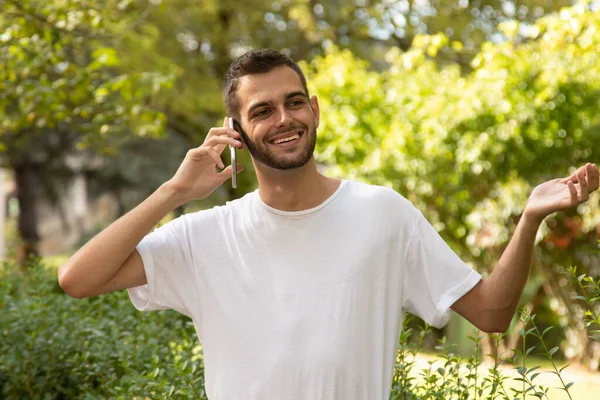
top-left (254, 158), bottom-right (341, 212)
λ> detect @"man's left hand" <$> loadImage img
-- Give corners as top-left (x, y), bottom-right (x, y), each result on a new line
top-left (524, 163), bottom-right (599, 224)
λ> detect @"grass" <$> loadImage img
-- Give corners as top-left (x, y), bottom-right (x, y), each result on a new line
top-left (42, 254), bottom-right (70, 270)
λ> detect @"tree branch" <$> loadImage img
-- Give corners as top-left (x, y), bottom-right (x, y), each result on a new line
top-left (2, 0), bottom-right (156, 39)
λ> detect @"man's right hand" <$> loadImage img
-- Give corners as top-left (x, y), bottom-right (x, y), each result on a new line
top-left (166, 117), bottom-right (244, 206)
top-left (58, 117), bottom-right (245, 298)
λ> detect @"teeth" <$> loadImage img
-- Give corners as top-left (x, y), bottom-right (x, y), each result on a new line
top-left (273, 134), bottom-right (299, 144)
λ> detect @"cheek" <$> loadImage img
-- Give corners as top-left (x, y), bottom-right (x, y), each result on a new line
top-left (301, 109), bottom-right (317, 125)
top-left (244, 124), bottom-right (267, 143)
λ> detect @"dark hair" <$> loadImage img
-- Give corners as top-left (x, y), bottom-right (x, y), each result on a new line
top-left (222, 49), bottom-right (309, 120)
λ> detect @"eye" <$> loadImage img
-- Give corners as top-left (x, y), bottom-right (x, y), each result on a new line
top-left (288, 99), bottom-right (305, 107)
top-left (253, 109), bottom-right (271, 118)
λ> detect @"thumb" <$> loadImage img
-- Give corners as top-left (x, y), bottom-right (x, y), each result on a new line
top-left (217, 164), bottom-right (244, 182)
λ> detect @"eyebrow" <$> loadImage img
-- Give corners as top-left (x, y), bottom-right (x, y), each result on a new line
top-left (247, 91), bottom-right (308, 117)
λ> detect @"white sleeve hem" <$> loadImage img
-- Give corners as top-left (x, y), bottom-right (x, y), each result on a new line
top-left (431, 269), bottom-right (482, 328)
top-left (127, 241), bottom-right (167, 311)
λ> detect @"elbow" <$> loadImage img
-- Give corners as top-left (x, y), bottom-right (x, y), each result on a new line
top-left (57, 263), bottom-right (89, 299)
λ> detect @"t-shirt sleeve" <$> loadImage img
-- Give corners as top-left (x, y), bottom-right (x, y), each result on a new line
top-left (128, 215), bottom-right (198, 318)
top-left (402, 213), bottom-right (481, 328)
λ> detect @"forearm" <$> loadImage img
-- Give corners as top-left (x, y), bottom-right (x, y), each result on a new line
top-left (454, 163), bottom-right (597, 332)
top-left (480, 213), bottom-right (542, 326)
top-left (58, 183), bottom-right (184, 296)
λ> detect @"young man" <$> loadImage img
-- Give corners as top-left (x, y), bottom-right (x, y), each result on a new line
top-left (59, 49), bottom-right (599, 399)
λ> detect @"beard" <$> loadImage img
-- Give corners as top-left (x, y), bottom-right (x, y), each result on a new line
top-left (239, 123), bottom-right (317, 170)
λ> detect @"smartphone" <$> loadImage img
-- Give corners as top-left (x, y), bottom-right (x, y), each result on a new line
top-left (228, 117), bottom-right (237, 189)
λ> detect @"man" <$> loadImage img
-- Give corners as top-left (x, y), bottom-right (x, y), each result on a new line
top-left (58, 49), bottom-right (599, 399)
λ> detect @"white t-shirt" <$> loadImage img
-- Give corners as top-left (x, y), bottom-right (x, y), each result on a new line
top-left (128, 180), bottom-right (481, 400)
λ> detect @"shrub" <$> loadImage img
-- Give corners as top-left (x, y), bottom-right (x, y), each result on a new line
top-left (0, 259), bottom-right (205, 399)
top-left (2, 257), bottom-right (597, 399)
top-left (389, 262), bottom-right (600, 400)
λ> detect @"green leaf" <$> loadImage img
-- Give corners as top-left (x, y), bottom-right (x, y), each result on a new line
top-left (527, 366), bottom-right (541, 374)
top-left (92, 47), bottom-right (121, 67)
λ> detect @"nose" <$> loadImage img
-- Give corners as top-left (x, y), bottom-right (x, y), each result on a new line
top-left (275, 106), bottom-right (294, 128)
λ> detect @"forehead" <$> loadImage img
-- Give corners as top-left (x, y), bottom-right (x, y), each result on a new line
top-left (237, 66), bottom-right (305, 114)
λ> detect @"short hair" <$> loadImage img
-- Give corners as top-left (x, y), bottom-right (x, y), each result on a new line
top-left (222, 49), bottom-right (309, 120)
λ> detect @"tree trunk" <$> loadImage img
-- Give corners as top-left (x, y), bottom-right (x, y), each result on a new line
top-left (0, 170), bottom-right (5, 261)
top-left (14, 164), bottom-right (40, 264)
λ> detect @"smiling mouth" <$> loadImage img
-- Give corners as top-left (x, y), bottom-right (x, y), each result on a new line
top-left (269, 131), bottom-right (302, 145)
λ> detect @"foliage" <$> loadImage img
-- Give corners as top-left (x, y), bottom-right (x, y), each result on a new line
top-left (104, 0), bottom-right (576, 205)
top-left (308, 2), bottom-right (600, 257)
top-left (391, 312), bottom-right (577, 400)
top-left (0, 0), bottom-right (578, 227)
top-left (0, 0), bottom-right (171, 152)
top-left (113, 0), bottom-right (577, 140)
top-left (0, 260), bottom-right (205, 399)
top-left (305, 1), bottom-right (600, 366)
top-left (3, 258), bottom-right (598, 398)
top-left (391, 271), bottom-right (600, 400)
top-left (0, 0), bottom-right (173, 257)
top-left (566, 262), bottom-right (600, 340)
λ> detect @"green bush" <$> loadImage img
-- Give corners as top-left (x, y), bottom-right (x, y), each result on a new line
top-left (390, 259), bottom-right (600, 400)
top-left (2, 257), bottom-right (598, 399)
top-left (0, 259), bottom-right (205, 399)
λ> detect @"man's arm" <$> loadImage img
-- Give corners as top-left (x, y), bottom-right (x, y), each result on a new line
top-left (58, 118), bottom-right (244, 298)
top-left (58, 185), bottom-right (183, 298)
top-left (451, 163), bottom-right (599, 332)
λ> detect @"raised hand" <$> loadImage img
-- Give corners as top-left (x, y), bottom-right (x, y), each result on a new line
top-left (167, 117), bottom-right (244, 205)
top-left (524, 163), bottom-right (599, 224)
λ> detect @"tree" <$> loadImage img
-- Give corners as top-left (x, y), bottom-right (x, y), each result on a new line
top-left (0, 0), bottom-right (170, 260)
top-left (98, 0), bottom-right (578, 212)
top-left (304, 1), bottom-right (600, 368)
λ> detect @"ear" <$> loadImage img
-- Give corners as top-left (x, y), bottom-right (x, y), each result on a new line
top-left (310, 95), bottom-right (320, 128)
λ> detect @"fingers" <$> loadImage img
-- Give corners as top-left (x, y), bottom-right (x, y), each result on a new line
top-left (577, 168), bottom-right (589, 202)
top-left (586, 163), bottom-right (599, 192)
top-left (567, 180), bottom-right (578, 204)
top-left (205, 118), bottom-right (242, 148)
top-left (185, 118), bottom-right (246, 170)
top-left (204, 134), bottom-right (243, 149)
top-left (561, 163), bottom-right (599, 204)
top-left (561, 166), bottom-right (582, 184)
top-left (205, 129), bottom-right (242, 147)
top-left (572, 162), bottom-right (599, 203)
top-left (189, 146), bottom-right (224, 169)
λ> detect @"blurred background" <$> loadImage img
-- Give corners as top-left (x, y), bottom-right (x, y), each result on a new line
top-left (1, 0), bottom-right (600, 398)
